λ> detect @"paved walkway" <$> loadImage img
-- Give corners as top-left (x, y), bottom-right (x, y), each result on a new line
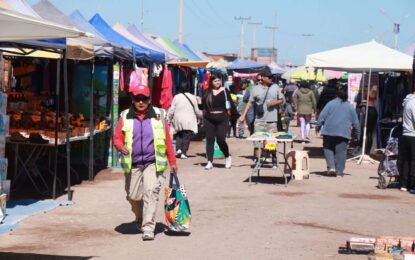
top-left (1, 126), bottom-right (414, 259)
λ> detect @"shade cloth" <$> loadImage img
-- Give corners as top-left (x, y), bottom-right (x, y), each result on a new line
top-left (126, 24), bottom-right (182, 62)
top-left (305, 40), bottom-right (412, 72)
top-left (89, 13), bottom-right (165, 63)
top-left (69, 10), bottom-right (133, 60)
top-left (0, 8), bottom-right (85, 41)
top-left (32, 0), bottom-right (111, 60)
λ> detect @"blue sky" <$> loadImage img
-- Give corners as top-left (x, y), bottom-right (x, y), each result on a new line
top-left (27, 0), bottom-right (415, 65)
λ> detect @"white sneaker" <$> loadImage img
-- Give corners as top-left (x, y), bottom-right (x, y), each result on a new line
top-left (180, 154), bottom-right (188, 159)
top-left (400, 187), bottom-right (408, 192)
top-left (176, 149), bottom-right (182, 157)
top-left (205, 161), bottom-right (213, 170)
top-left (225, 156), bottom-right (232, 169)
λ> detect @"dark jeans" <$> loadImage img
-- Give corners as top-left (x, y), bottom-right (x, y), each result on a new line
top-left (175, 130), bottom-right (194, 155)
top-left (398, 135), bottom-right (415, 189)
top-left (323, 136), bottom-right (349, 176)
top-left (204, 112), bottom-right (230, 162)
top-left (360, 107), bottom-right (378, 154)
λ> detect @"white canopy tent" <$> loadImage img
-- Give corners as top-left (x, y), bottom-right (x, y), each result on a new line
top-left (0, 8), bottom-right (85, 41)
top-left (0, 7), bottom-right (86, 200)
top-left (305, 40), bottom-right (412, 72)
top-left (305, 40), bottom-right (412, 164)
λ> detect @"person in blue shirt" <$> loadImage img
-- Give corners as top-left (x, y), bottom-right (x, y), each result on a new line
top-left (316, 87), bottom-right (360, 177)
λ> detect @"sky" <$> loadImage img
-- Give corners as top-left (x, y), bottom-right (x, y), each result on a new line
top-left (26, 0), bottom-right (415, 65)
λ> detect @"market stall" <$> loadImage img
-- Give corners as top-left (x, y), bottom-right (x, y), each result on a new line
top-left (305, 40), bottom-right (412, 164)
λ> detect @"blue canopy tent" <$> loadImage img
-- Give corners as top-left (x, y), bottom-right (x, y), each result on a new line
top-left (69, 10), bottom-right (133, 61)
top-left (89, 13), bottom-right (165, 63)
top-left (173, 40), bottom-right (201, 61)
top-left (227, 59), bottom-right (270, 74)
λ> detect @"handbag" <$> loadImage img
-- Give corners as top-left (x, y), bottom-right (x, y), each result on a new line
top-left (256, 87), bottom-right (270, 118)
top-left (182, 93), bottom-right (202, 127)
top-left (164, 173), bottom-right (191, 232)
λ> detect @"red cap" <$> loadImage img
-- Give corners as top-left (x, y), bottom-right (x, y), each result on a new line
top-left (130, 85), bottom-right (150, 97)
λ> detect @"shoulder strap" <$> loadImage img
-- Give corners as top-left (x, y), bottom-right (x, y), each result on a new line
top-left (261, 86), bottom-right (271, 106)
top-left (182, 93), bottom-right (198, 115)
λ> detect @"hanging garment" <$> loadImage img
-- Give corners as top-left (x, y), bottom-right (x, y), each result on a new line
top-left (159, 67), bottom-right (173, 109)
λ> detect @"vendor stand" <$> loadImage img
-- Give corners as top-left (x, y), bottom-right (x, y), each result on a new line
top-left (246, 131), bottom-right (296, 186)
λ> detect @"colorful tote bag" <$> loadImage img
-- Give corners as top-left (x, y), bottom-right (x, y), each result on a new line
top-left (164, 173), bottom-right (191, 231)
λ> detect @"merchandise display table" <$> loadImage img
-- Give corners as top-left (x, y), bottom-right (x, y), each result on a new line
top-left (6, 127), bottom-right (110, 194)
top-left (246, 132), bottom-right (296, 186)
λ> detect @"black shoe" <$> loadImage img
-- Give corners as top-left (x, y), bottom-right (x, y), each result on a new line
top-left (10, 132), bottom-right (29, 142)
top-left (29, 133), bottom-right (49, 144)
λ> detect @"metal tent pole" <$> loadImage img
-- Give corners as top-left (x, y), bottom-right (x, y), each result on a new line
top-left (89, 61), bottom-right (95, 181)
top-left (357, 68), bottom-right (377, 164)
top-left (52, 59), bottom-right (61, 199)
top-left (63, 51), bottom-right (72, 200)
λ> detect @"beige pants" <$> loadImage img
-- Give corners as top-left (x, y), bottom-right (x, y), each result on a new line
top-left (125, 164), bottom-right (165, 232)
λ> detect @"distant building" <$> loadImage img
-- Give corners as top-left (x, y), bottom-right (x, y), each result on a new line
top-left (250, 47), bottom-right (277, 65)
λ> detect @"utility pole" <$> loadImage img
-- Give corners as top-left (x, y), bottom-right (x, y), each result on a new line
top-left (393, 23), bottom-right (400, 49)
top-left (140, 0), bottom-right (144, 32)
top-left (265, 26), bottom-right (278, 62)
top-left (178, 0), bottom-right (183, 44)
top-left (248, 22), bottom-right (262, 57)
top-left (235, 16), bottom-right (251, 59)
top-left (301, 33), bottom-right (314, 60)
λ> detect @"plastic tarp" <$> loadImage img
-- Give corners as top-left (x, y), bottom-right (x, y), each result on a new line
top-left (112, 23), bottom-right (177, 61)
top-left (305, 40), bottom-right (412, 72)
top-left (69, 10), bottom-right (132, 60)
top-left (173, 40), bottom-right (201, 61)
top-left (226, 58), bottom-right (270, 74)
top-left (4, 0), bottom-right (40, 18)
top-left (268, 62), bottom-right (286, 74)
top-left (150, 35), bottom-right (190, 60)
top-left (89, 13), bottom-right (164, 63)
top-left (32, 0), bottom-right (113, 60)
top-left (126, 24), bottom-right (182, 62)
top-left (0, 8), bottom-right (85, 42)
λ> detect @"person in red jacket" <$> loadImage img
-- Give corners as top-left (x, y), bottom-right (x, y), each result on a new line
top-left (114, 85), bottom-right (177, 241)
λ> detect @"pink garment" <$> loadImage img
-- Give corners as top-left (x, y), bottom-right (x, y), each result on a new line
top-left (128, 67), bottom-right (149, 93)
top-left (119, 63), bottom-right (125, 91)
top-left (159, 67), bottom-right (173, 109)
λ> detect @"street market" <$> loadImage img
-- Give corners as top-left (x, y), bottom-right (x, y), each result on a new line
top-left (0, 0), bottom-right (414, 259)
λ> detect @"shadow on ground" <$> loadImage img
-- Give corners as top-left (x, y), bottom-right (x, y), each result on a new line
top-left (243, 176), bottom-right (291, 185)
top-left (0, 252), bottom-right (93, 260)
top-left (310, 171), bottom-right (352, 177)
top-left (303, 147), bottom-right (325, 159)
top-left (114, 222), bottom-right (167, 235)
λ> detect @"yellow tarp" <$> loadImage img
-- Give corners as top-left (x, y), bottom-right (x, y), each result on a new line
top-left (0, 48), bottom-right (61, 59)
top-left (166, 61), bottom-right (209, 68)
top-left (66, 39), bottom-right (94, 60)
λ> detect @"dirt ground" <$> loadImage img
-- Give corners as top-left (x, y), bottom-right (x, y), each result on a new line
top-left (1, 125), bottom-right (415, 260)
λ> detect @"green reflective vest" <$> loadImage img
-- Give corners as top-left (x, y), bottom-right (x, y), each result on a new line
top-left (120, 107), bottom-right (168, 174)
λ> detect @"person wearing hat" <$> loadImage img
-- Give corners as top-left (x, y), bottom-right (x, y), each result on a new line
top-left (114, 85), bottom-right (177, 241)
top-left (238, 71), bottom-right (285, 163)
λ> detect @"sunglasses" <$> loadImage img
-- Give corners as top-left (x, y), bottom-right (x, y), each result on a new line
top-left (132, 95), bottom-right (149, 103)
top-left (257, 78), bottom-right (262, 81)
